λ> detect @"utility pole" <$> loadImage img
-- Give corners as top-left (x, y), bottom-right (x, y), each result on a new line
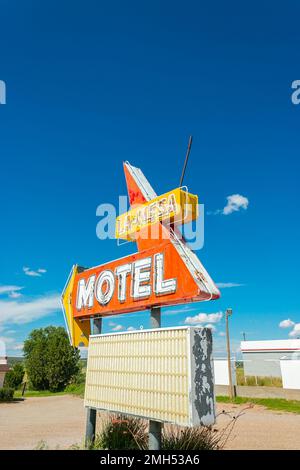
top-left (148, 307), bottom-right (162, 450)
top-left (225, 308), bottom-right (234, 400)
top-left (242, 332), bottom-right (246, 341)
top-left (85, 316), bottom-right (102, 447)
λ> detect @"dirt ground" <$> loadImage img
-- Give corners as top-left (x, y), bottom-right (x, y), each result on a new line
top-left (0, 395), bottom-right (86, 450)
top-left (0, 395), bottom-right (300, 450)
top-left (216, 402), bottom-right (300, 450)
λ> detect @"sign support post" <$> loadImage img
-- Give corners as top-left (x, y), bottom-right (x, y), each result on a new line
top-left (148, 307), bottom-right (162, 450)
top-left (225, 308), bottom-right (235, 400)
top-left (85, 317), bottom-right (102, 447)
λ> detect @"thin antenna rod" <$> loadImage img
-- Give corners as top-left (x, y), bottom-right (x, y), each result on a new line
top-left (179, 135), bottom-right (193, 187)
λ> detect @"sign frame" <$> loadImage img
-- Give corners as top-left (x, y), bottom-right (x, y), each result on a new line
top-left (84, 326), bottom-right (215, 427)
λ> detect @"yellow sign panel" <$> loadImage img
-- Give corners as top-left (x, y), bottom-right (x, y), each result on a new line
top-left (116, 188), bottom-right (198, 240)
top-left (61, 265), bottom-right (90, 348)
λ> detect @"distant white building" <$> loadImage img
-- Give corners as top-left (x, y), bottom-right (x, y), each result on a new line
top-left (0, 356), bottom-right (9, 388)
top-left (241, 339), bottom-right (300, 378)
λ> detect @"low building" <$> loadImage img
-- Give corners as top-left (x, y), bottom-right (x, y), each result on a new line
top-left (241, 339), bottom-right (300, 378)
top-left (0, 356), bottom-right (9, 388)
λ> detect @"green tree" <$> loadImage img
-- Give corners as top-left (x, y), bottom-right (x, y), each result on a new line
top-left (24, 326), bottom-right (80, 392)
top-left (4, 363), bottom-right (24, 389)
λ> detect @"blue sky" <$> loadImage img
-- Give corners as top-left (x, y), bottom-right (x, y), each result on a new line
top-left (0, 1), bottom-right (300, 356)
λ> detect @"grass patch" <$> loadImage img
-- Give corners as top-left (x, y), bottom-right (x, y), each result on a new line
top-left (235, 368), bottom-right (282, 387)
top-left (216, 395), bottom-right (300, 414)
top-left (64, 382), bottom-right (85, 397)
top-left (14, 382), bottom-right (85, 398)
top-left (14, 389), bottom-right (66, 398)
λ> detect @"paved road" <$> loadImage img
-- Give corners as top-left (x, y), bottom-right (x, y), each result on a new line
top-left (0, 395), bottom-right (300, 450)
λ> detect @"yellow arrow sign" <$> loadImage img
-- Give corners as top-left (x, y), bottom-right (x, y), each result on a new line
top-left (61, 265), bottom-right (90, 347)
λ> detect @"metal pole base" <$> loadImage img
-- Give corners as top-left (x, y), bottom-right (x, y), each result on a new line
top-left (85, 407), bottom-right (96, 448)
top-left (149, 420), bottom-right (162, 450)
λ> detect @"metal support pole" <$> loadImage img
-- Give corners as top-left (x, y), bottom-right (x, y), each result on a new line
top-left (150, 307), bottom-right (161, 329)
top-left (225, 308), bottom-right (234, 400)
top-left (149, 420), bottom-right (162, 451)
top-left (85, 317), bottom-right (102, 448)
top-left (93, 317), bottom-right (102, 335)
top-left (85, 406), bottom-right (96, 448)
top-left (149, 307), bottom-right (162, 450)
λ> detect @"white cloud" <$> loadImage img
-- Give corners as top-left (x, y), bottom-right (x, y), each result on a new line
top-left (223, 194), bottom-right (249, 215)
top-left (127, 326), bottom-right (136, 331)
top-left (163, 306), bottom-right (196, 316)
top-left (208, 194), bottom-right (249, 216)
top-left (289, 323), bottom-right (300, 338)
top-left (0, 285), bottom-right (23, 295)
top-left (0, 339), bottom-right (6, 356)
top-left (9, 291), bottom-right (22, 299)
top-left (0, 294), bottom-right (60, 326)
top-left (279, 319), bottom-right (295, 329)
top-left (0, 338), bottom-right (24, 356)
top-left (23, 267), bottom-right (47, 277)
top-left (23, 267), bottom-right (40, 277)
top-left (0, 336), bottom-right (15, 344)
top-left (279, 318), bottom-right (300, 337)
top-left (216, 282), bottom-right (244, 289)
top-left (111, 324), bottom-right (124, 332)
top-left (185, 311), bottom-right (223, 325)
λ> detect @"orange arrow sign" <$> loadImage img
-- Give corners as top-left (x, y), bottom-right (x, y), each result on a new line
top-left (62, 162), bottom-right (220, 346)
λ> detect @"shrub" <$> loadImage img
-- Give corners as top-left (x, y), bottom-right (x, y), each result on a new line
top-left (162, 426), bottom-right (221, 450)
top-left (94, 416), bottom-right (147, 450)
top-left (70, 367), bottom-right (86, 386)
top-left (0, 387), bottom-right (14, 402)
top-left (24, 326), bottom-right (80, 392)
top-left (91, 415), bottom-right (230, 450)
top-left (4, 362), bottom-right (24, 389)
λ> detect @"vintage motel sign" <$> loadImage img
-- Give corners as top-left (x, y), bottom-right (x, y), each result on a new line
top-left (85, 326), bottom-right (215, 427)
top-left (62, 161), bottom-right (220, 347)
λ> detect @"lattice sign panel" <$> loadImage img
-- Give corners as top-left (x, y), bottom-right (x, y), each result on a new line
top-left (84, 326), bottom-right (215, 427)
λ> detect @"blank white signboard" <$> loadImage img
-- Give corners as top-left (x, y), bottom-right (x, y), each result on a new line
top-left (84, 326), bottom-right (215, 427)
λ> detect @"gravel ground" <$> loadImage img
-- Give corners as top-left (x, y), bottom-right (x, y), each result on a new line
top-left (0, 395), bottom-right (86, 450)
top-left (218, 402), bottom-right (300, 450)
top-left (0, 395), bottom-right (300, 450)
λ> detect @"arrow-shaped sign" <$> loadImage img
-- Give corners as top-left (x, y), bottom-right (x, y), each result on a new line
top-left (62, 162), bottom-right (220, 347)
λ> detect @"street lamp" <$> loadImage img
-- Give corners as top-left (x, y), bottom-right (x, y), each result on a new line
top-left (225, 308), bottom-right (235, 400)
